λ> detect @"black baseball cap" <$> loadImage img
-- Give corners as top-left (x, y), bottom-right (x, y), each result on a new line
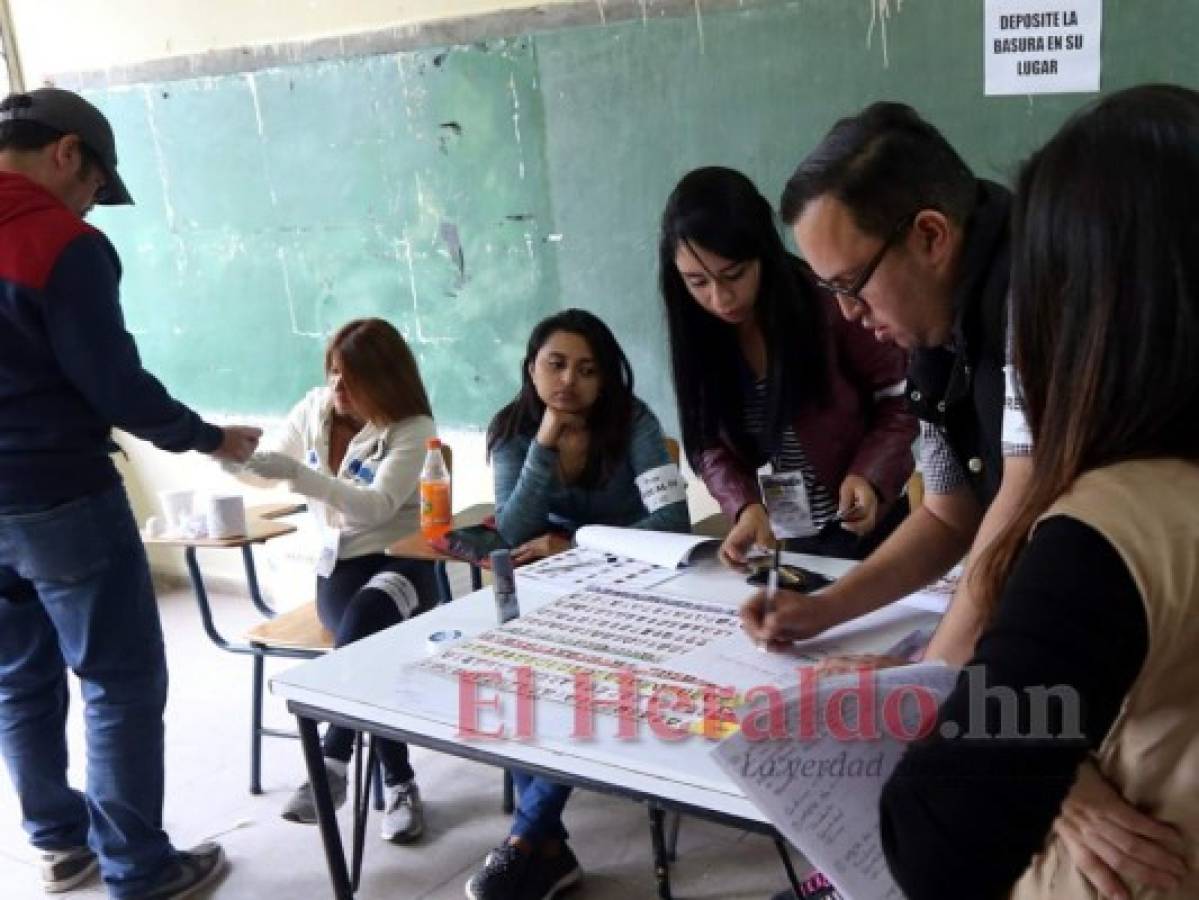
top-left (0, 87), bottom-right (132, 205)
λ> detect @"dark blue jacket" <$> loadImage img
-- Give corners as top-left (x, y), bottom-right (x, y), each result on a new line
top-left (0, 172), bottom-right (221, 506)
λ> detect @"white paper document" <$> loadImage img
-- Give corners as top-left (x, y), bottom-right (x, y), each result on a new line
top-left (573, 525), bottom-right (719, 569)
top-left (712, 663), bottom-right (960, 900)
top-left (518, 547), bottom-right (675, 591)
top-left (984, 0), bottom-right (1102, 95)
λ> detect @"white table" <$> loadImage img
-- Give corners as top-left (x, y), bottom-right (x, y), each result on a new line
top-left (271, 553), bottom-right (939, 898)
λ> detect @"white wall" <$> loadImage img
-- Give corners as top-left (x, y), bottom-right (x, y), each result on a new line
top-left (9, 0), bottom-right (574, 86)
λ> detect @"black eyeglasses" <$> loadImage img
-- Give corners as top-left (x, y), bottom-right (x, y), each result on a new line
top-left (806, 213), bottom-right (916, 309)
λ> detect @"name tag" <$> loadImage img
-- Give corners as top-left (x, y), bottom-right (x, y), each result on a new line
top-left (1002, 365), bottom-right (1034, 452)
top-left (634, 464), bottom-right (687, 513)
top-left (758, 470), bottom-right (819, 539)
top-left (315, 525), bottom-right (342, 578)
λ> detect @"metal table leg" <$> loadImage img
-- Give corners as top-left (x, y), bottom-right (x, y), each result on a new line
top-left (298, 714), bottom-right (353, 899)
top-left (773, 835), bottom-right (804, 896)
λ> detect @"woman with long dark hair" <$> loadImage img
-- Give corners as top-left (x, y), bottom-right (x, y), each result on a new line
top-left (233, 318), bottom-right (438, 843)
top-left (881, 84), bottom-right (1199, 899)
top-left (486, 307), bottom-right (690, 559)
top-left (468, 308), bottom-right (689, 899)
top-left (660, 166), bottom-right (916, 562)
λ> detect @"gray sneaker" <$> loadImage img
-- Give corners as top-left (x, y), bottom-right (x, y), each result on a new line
top-left (380, 780), bottom-right (424, 843)
top-left (280, 761), bottom-right (348, 824)
top-left (132, 843), bottom-right (227, 900)
top-left (40, 846), bottom-right (99, 893)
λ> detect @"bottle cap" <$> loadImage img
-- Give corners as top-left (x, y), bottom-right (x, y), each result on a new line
top-left (426, 437), bottom-right (442, 449)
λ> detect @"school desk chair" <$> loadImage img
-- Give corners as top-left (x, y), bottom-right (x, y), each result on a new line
top-left (244, 445), bottom-right (462, 800)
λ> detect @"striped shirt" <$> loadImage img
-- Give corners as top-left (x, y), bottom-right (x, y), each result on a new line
top-left (920, 332), bottom-right (1033, 495)
top-left (743, 380), bottom-right (839, 526)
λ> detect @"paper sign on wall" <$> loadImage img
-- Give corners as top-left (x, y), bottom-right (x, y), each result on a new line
top-left (985, 0), bottom-right (1101, 96)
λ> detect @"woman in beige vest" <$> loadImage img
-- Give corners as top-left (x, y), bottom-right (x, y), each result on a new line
top-left (879, 83), bottom-right (1199, 899)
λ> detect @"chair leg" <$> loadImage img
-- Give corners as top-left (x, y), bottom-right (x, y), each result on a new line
top-left (502, 769), bottom-right (515, 814)
top-left (372, 747), bottom-right (384, 812)
top-left (435, 561), bottom-right (453, 605)
top-left (648, 804), bottom-right (673, 900)
top-left (250, 652), bottom-right (264, 795)
top-left (665, 811), bottom-right (682, 862)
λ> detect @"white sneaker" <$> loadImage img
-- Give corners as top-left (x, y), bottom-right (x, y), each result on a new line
top-left (40, 846), bottom-right (98, 893)
top-left (380, 780), bottom-right (424, 843)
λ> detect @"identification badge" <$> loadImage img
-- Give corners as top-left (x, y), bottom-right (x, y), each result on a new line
top-left (634, 463), bottom-right (687, 513)
top-left (758, 469), bottom-right (819, 540)
top-left (315, 526), bottom-right (342, 578)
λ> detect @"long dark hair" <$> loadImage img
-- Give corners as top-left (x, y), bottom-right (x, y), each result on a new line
top-left (659, 166), bottom-right (829, 467)
top-left (976, 84), bottom-right (1199, 613)
top-left (486, 308), bottom-right (636, 485)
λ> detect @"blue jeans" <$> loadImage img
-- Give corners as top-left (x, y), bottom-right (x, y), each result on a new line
top-left (510, 772), bottom-right (572, 843)
top-left (0, 486), bottom-right (176, 897)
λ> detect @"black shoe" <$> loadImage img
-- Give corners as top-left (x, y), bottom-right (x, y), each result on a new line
top-left (40, 846), bottom-right (99, 893)
top-left (465, 843), bottom-right (531, 900)
top-left (133, 843), bottom-right (227, 899)
top-left (522, 842), bottom-right (582, 900)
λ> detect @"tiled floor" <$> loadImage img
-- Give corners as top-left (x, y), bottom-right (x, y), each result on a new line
top-left (0, 580), bottom-right (797, 899)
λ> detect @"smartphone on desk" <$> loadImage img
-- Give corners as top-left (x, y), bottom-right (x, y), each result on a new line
top-left (746, 564), bottom-right (834, 593)
top-left (444, 524), bottom-right (509, 566)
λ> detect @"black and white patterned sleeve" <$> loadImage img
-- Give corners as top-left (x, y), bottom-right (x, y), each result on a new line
top-left (918, 421), bottom-right (968, 495)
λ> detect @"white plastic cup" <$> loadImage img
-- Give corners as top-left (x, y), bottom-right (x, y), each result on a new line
top-left (158, 489), bottom-right (195, 533)
top-left (206, 494), bottom-right (247, 539)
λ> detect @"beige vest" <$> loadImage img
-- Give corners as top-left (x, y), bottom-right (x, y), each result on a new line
top-left (1011, 459), bottom-right (1199, 899)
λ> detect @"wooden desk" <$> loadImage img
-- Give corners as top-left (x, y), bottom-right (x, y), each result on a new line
top-left (143, 516), bottom-right (296, 551)
top-left (246, 500), bottom-right (306, 521)
top-left (385, 501), bottom-right (495, 561)
top-left (387, 502), bottom-right (495, 596)
top-left (144, 507), bottom-right (303, 794)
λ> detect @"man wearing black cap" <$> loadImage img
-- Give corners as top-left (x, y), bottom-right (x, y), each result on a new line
top-left (0, 88), bottom-right (259, 897)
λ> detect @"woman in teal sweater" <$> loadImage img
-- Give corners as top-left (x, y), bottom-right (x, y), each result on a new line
top-left (467, 309), bottom-right (690, 900)
top-left (487, 307), bottom-right (690, 561)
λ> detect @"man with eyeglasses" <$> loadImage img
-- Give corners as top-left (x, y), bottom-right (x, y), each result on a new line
top-left (741, 101), bottom-right (1032, 672)
top-left (0, 88), bottom-right (259, 896)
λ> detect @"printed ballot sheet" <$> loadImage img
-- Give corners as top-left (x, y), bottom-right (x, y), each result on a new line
top-left (410, 585), bottom-right (743, 731)
top-left (712, 663), bottom-right (960, 900)
top-left (518, 547), bottom-right (675, 592)
top-left (517, 527), bottom-right (721, 591)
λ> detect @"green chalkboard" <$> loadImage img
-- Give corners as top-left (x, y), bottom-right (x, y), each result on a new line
top-left (87, 0), bottom-right (1199, 430)
top-left (89, 39), bottom-right (558, 423)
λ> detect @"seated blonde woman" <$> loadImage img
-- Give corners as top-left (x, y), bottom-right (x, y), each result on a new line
top-left (233, 318), bottom-right (437, 845)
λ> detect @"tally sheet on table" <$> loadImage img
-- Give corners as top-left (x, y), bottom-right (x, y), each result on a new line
top-left (712, 663), bottom-right (960, 900)
top-left (409, 585), bottom-right (741, 732)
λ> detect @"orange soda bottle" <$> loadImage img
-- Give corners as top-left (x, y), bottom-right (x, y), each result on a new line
top-left (419, 437), bottom-right (452, 541)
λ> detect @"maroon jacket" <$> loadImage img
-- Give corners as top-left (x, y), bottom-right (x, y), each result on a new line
top-left (696, 292), bottom-right (917, 524)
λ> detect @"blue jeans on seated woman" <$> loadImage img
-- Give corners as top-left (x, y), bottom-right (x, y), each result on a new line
top-left (510, 773), bottom-right (572, 843)
top-left (0, 485), bottom-right (177, 897)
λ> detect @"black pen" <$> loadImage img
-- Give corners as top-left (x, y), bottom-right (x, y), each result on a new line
top-left (760, 545), bottom-right (781, 653)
